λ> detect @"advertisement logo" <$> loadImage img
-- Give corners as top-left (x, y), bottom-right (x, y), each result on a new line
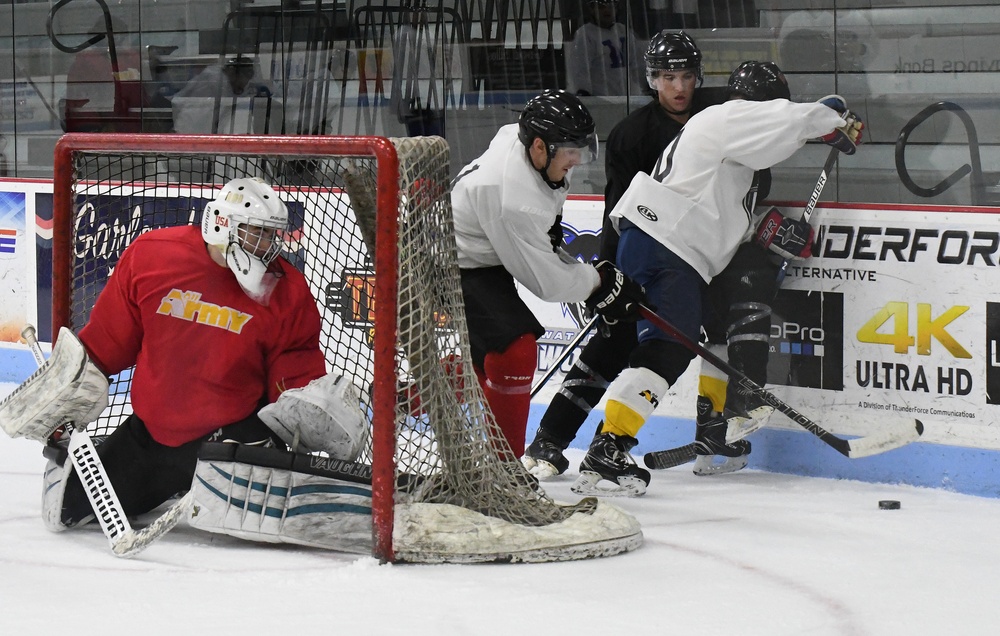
top-left (637, 205), bottom-right (657, 222)
top-left (768, 289), bottom-right (843, 390)
top-left (855, 301), bottom-right (972, 396)
top-left (331, 268), bottom-right (376, 327)
top-left (560, 224), bottom-right (600, 329)
top-left (0, 227), bottom-right (14, 254)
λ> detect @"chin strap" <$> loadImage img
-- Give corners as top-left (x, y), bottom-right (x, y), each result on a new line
top-left (225, 243), bottom-right (282, 305)
top-left (526, 146), bottom-right (565, 190)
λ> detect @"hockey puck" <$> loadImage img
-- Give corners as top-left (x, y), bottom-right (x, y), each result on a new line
top-left (878, 500), bottom-right (901, 510)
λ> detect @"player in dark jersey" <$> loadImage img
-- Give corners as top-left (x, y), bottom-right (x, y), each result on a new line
top-left (573, 62), bottom-right (861, 496)
top-left (524, 31), bottom-right (720, 477)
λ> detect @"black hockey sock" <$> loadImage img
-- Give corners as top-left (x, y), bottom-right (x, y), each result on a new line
top-left (536, 363), bottom-right (608, 447)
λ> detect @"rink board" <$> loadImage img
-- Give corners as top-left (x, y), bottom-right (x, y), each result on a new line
top-left (2, 181), bottom-right (1000, 495)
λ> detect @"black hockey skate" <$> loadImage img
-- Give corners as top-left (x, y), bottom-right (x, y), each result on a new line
top-left (571, 429), bottom-right (650, 497)
top-left (520, 430), bottom-right (570, 479)
top-left (693, 414), bottom-right (752, 476)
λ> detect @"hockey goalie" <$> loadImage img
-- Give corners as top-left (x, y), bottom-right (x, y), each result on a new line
top-left (0, 177), bottom-right (377, 554)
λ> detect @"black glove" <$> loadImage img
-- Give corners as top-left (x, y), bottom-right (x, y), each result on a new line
top-left (547, 214), bottom-right (564, 252)
top-left (585, 261), bottom-right (647, 322)
top-left (754, 208), bottom-right (814, 260)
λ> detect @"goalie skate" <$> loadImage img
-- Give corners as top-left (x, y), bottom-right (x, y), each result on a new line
top-left (0, 328), bottom-right (108, 443)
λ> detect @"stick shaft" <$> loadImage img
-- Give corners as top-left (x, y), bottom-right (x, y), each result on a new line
top-left (20, 324), bottom-right (46, 367)
top-left (777, 146), bottom-right (839, 284)
top-left (801, 146), bottom-right (840, 224)
top-left (530, 315), bottom-right (598, 398)
top-left (636, 303), bottom-right (850, 456)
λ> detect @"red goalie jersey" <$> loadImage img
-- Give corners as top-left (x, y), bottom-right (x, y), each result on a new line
top-left (78, 225), bottom-right (326, 447)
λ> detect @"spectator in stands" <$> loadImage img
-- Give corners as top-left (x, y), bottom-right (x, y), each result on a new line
top-left (566, 0), bottom-right (645, 96)
top-left (390, 2), bottom-right (461, 137)
top-left (172, 56), bottom-right (279, 134)
top-left (61, 15), bottom-right (146, 133)
top-left (174, 56), bottom-right (274, 101)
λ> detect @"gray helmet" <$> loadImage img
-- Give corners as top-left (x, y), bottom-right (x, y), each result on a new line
top-left (727, 61), bottom-right (791, 101)
top-left (644, 30), bottom-right (703, 89)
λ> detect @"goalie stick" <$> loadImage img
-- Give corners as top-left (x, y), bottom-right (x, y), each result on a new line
top-left (634, 305), bottom-right (924, 462)
top-left (21, 324), bottom-right (192, 558)
top-left (646, 147), bottom-right (843, 470)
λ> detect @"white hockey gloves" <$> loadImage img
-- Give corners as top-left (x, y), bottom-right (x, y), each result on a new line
top-left (754, 208), bottom-right (814, 260)
top-left (0, 327), bottom-right (108, 442)
top-left (585, 261), bottom-right (647, 322)
top-left (258, 372), bottom-right (368, 461)
top-left (818, 95), bottom-right (864, 155)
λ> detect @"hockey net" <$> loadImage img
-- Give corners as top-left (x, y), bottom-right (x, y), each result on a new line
top-left (52, 133), bottom-right (641, 563)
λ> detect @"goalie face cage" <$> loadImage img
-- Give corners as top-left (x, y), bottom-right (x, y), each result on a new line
top-left (52, 133), bottom-right (640, 563)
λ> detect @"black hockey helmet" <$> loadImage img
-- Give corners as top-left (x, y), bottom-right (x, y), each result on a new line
top-left (517, 90), bottom-right (598, 189)
top-left (727, 61), bottom-right (791, 101)
top-left (644, 30), bottom-right (703, 88)
top-left (518, 89), bottom-right (598, 160)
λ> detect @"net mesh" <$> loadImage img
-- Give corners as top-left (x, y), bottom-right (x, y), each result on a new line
top-left (57, 135), bottom-right (639, 562)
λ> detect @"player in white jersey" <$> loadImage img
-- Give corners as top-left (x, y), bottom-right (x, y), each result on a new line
top-left (525, 31), bottom-right (719, 478)
top-left (571, 61), bottom-right (864, 496)
top-left (452, 89), bottom-right (647, 459)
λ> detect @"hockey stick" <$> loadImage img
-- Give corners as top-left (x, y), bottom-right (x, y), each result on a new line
top-left (530, 315), bottom-right (599, 398)
top-left (634, 305), bottom-right (924, 461)
top-left (646, 147), bottom-right (842, 469)
top-left (22, 325), bottom-right (191, 558)
top-left (776, 145), bottom-right (838, 284)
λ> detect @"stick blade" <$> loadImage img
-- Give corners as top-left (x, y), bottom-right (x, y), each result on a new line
top-left (846, 419), bottom-right (924, 458)
top-left (111, 491), bottom-right (194, 558)
top-left (643, 444), bottom-right (697, 470)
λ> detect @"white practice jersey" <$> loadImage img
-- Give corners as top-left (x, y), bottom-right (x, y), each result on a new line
top-left (565, 23), bottom-right (644, 96)
top-left (452, 124), bottom-right (600, 302)
top-left (610, 99), bottom-right (847, 281)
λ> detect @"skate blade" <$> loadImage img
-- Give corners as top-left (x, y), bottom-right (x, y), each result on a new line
top-left (692, 454), bottom-right (749, 476)
top-left (724, 406), bottom-right (774, 444)
top-left (570, 471), bottom-right (647, 497)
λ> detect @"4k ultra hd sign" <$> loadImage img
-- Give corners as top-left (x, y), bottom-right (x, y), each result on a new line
top-left (524, 199), bottom-right (1000, 449)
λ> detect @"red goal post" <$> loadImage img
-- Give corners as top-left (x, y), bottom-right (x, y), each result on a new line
top-left (51, 133), bottom-right (641, 563)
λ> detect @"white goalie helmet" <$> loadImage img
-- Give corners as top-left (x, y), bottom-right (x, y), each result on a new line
top-left (201, 178), bottom-right (289, 304)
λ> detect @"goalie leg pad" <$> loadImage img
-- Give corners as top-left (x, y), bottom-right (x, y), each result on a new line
top-left (0, 327), bottom-right (108, 442)
top-left (41, 454), bottom-right (75, 532)
top-left (188, 443), bottom-right (373, 553)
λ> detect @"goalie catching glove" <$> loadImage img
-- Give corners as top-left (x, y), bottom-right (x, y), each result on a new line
top-left (755, 208), bottom-right (814, 260)
top-left (585, 261), bottom-right (647, 322)
top-left (258, 373), bottom-right (368, 461)
top-left (818, 95), bottom-right (863, 155)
